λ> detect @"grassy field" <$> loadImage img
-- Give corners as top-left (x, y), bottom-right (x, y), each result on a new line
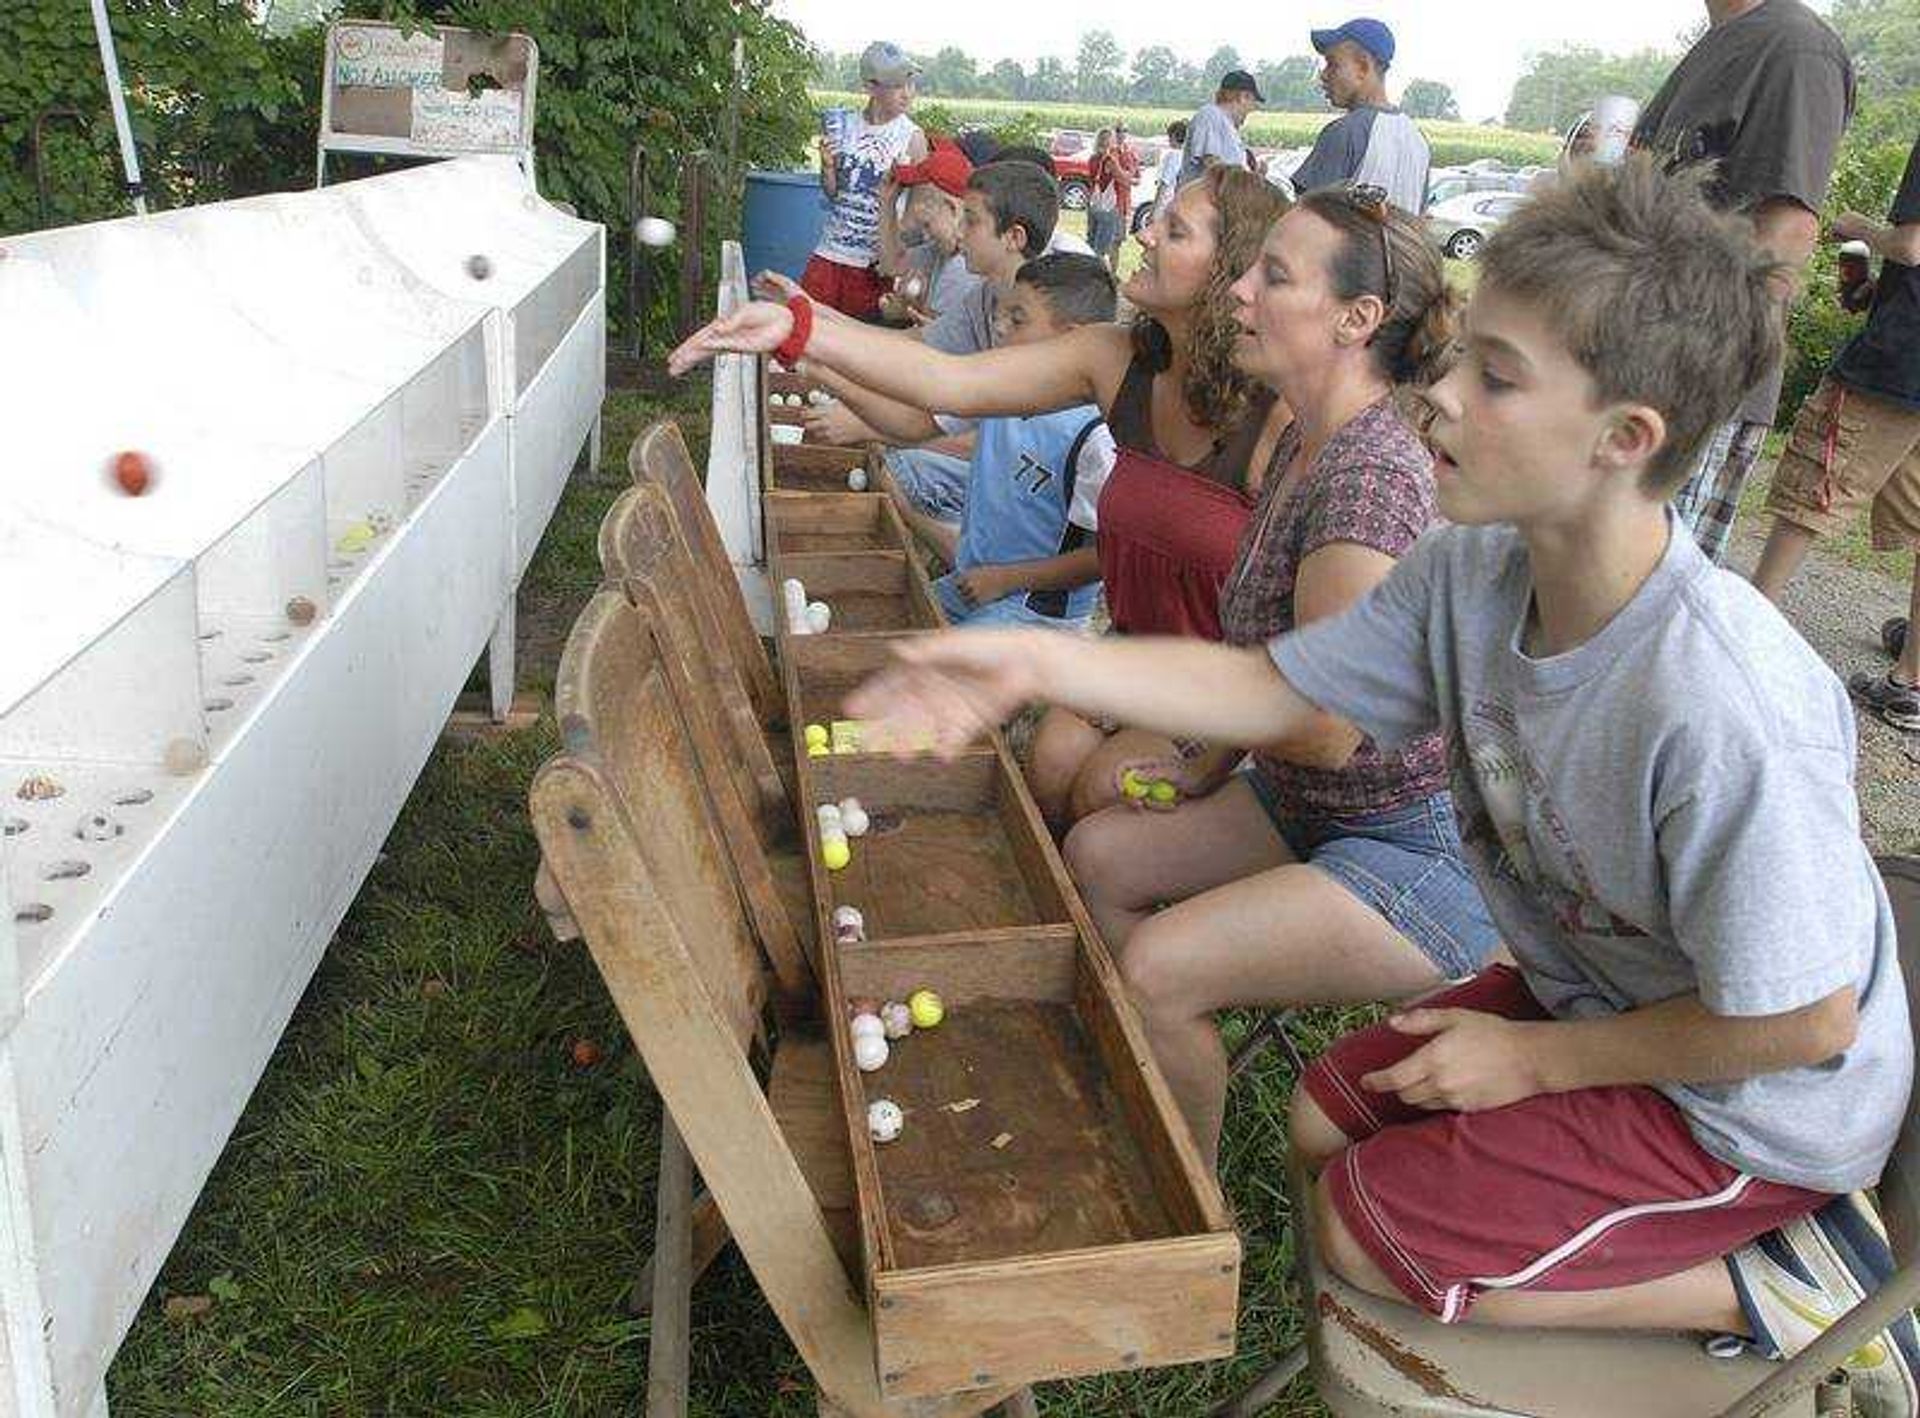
top-left (811, 89), bottom-right (1561, 167)
top-left (103, 378), bottom-right (1347, 1417)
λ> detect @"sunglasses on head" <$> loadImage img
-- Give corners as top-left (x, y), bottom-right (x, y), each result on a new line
top-left (1341, 182), bottom-right (1397, 309)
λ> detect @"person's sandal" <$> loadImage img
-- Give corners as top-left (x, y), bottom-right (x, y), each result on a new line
top-left (1850, 670), bottom-right (1920, 733)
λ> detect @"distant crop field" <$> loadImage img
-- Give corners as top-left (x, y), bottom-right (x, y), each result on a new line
top-left (810, 89), bottom-right (1561, 168)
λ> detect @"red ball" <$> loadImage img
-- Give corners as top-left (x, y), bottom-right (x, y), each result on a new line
top-left (109, 451), bottom-right (154, 497)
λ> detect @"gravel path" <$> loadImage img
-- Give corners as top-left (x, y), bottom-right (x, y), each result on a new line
top-left (1722, 519), bottom-right (1919, 854)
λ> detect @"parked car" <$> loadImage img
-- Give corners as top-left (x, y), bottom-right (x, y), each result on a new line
top-left (1424, 168), bottom-right (1533, 211)
top-left (1425, 188), bottom-right (1530, 260)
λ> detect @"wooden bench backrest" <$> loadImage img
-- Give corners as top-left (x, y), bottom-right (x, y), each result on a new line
top-left (533, 588), bottom-right (1001, 1417)
top-left (597, 484), bottom-right (812, 1002)
top-left (629, 420), bottom-right (783, 728)
top-left (598, 480), bottom-right (789, 838)
top-left (547, 589), bottom-right (766, 1049)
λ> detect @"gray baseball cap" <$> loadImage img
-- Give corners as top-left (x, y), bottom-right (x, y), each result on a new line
top-left (860, 41), bottom-right (921, 86)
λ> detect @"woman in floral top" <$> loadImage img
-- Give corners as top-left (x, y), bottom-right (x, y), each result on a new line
top-left (1062, 189), bottom-right (1501, 1170)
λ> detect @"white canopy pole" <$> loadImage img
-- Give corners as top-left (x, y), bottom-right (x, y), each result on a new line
top-left (88, 0), bottom-right (148, 215)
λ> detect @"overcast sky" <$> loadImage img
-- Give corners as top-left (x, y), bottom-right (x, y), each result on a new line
top-left (773, 1), bottom-right (1835, 122)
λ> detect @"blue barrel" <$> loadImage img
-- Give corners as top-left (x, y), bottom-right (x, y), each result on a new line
top-left (743, 169), bottom-right (827, 282)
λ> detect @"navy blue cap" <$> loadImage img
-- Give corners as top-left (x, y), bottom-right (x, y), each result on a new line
top-left (1311, 18), bottom-right (1396, 69)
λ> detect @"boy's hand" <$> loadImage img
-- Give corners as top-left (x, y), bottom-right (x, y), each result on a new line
top-left (1111, 747), bottom-right (1234, 811)
top-left (954, 565), bottom-right (1020, 608)
top-left (803, 403), bottom-right (866, 446)
top-left (667, 301), bottom-right (794, 375)
top-left (845, 630), bottom-right (1050, 758)
top-left (1361, 1010), bottom-right (1548, 1113)
top-left (753, 270), bottom-right (805, 303)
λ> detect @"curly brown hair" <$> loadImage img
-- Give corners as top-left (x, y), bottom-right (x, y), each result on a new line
top-left (1131, 165), bottom-right (1290, 435)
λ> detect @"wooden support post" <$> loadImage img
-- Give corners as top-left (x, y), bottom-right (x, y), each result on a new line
top-left (645, 1115), bottom-right (694, 1418)
top-left (628, 1191), bottom-right (730, 1316)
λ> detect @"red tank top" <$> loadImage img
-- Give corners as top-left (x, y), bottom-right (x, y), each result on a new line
top-left (1096, 353), bottom-right (1279, 639)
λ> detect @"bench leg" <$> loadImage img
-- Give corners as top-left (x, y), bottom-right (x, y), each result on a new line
top-left (1208, 1346), bottom-right (1309, 1417)
top-left (644, 1115), bottom-right (694, 1416)
top-left (628, 1189), bottom-right (731, 1315)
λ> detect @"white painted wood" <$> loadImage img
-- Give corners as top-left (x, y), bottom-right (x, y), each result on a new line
top-left (705, 241), bottom-right (770, 633)
top-left (0, 157), bottom-right (597, 1418)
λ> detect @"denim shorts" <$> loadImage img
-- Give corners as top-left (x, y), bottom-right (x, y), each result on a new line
top-left (1242, 773), bottom-right (1500, 980)
top-left (934, 573), bottom-right (1090, 632)
top-left (884, 447), bottom-right (971, 523)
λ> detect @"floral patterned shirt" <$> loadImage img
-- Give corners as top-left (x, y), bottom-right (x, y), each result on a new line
top-left (1217, 397), bottom-right (1450, 820)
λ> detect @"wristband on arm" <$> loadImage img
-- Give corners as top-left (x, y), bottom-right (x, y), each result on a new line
top-left (775, 295), bottom-right (814, 367)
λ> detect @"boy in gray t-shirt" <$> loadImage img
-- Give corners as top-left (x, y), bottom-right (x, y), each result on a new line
top-left (839, 161), bottom-right (1919, 1407)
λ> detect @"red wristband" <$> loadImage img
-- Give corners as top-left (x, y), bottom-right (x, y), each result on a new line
top-left (774, 295), bottom-right (814, 367)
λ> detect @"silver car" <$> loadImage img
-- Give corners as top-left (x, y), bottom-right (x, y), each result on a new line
top-left (1425, 189), bottom-right (1531, 261)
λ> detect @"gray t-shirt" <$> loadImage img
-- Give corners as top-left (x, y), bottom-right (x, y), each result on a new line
top-left (923, 279), bottom-right (998, 358)
top-left (1634, 0), bottom-right (1855, 426)
top-left (1269, 518), bottom-right (1911, 1194)
top-left (903, 243), bottom-right (982, 322)
top-left (1180, 103), bottom-right (1248, 187)
top-left (1290, 106), bottom-right (1432, 215)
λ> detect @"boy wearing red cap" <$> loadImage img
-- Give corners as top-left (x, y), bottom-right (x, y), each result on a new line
top-left (878, 144), bottom-right (983, 328)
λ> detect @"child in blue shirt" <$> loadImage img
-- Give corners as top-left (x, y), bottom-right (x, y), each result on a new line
top-left (807, 253), bottom-right (1118, 630)
top-left (936, 254), bottom-right (1118, 629)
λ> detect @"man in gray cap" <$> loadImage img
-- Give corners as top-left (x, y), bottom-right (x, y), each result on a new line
top-left (806, 40), bottom-right (930, 318)
top-left (1179, 69), bottom-right (1263, 187)
top-left (1290, 18), bottom-right (1431, 214)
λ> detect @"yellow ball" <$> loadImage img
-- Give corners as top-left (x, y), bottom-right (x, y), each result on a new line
top-left (822, 837), bottom-right (851, 871)
top-left (807, 744), bottom-right (829, 757)
top-left (804, 723), bottom-right (830, 749)
top-left (908, 989), bottom-right (944, 1029)
top-left (1148, 779), bottom-right (1178, 804)
top-left (1120, 769), bottom-right (1149, 800)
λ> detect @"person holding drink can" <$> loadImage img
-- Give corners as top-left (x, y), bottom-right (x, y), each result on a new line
top-left (805, 41), bottom-right (930, 320)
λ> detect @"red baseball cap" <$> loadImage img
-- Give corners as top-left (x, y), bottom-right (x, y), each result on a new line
top-left (892, 144), bottom-right (972, 198)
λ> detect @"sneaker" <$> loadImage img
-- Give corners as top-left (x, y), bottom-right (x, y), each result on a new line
top-left (1886, 617), bottom-right (1910, 660)
top-left (1725, 1192), bottom-right (1920, 1417)
top-left (1851, 672), bottom-right (1920, 732)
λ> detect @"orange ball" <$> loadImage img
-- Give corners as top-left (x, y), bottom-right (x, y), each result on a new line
top-left (569, 1037), bottom-right (604, 1068)
top-left (110, 450), bottom-right (154, 496)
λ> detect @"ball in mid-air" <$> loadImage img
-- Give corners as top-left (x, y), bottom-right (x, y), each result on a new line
top-left (635, 216), bottom-right (677, 247)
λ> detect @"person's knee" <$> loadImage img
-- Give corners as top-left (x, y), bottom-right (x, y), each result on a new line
top-left (1067, 753), bottom-right (1127, 822)
top-left (1288, 1085), bottom-right (1351, 1173)
top-left (1027, 715), bottom-right (1091, 808)
top-left (1062, 811), bottom-right (1138, 909)
top-left (1118, 913), bottom-right (1195, 1017)
top-left (1310, 1171), bottom-right (1388, 1293)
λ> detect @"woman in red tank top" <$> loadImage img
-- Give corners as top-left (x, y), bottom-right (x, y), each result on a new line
top-left (672, 167), bottom-right (1291, 820)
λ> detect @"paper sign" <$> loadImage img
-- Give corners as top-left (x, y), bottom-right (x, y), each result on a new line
top-left (408, 88), bottom-right (525, 152)
top-left (333, 25), bottom-right (443, 90)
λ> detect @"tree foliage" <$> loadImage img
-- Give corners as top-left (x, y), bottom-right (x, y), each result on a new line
top-left (1830, 0), bottom-right (1920, 100)
top-left (1503, 44), bottom-right (1678, 133)
top-left (0, 0), bottom-right (817, 305)
top-left (1402, 79), bottom-right (1461, 121)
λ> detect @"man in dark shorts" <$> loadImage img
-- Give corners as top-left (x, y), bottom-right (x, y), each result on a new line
top-left (1752, 134), bottom-right (1920, 732)
top-left (1634, 0), bottom-right (1855, 563)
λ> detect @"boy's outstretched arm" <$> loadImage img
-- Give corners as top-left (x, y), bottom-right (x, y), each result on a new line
top-left (805, 365), bottom-right (942, 446)
top-left (844, 630), bottom-right (1319, 758)
top-left (670, 299), bottom-right (1111, 421)
top-left (1363, 989), bottom-right (1860, 1115)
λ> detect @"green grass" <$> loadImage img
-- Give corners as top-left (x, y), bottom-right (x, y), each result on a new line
top-left (105, 378), bottom-right (1340, 1416)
